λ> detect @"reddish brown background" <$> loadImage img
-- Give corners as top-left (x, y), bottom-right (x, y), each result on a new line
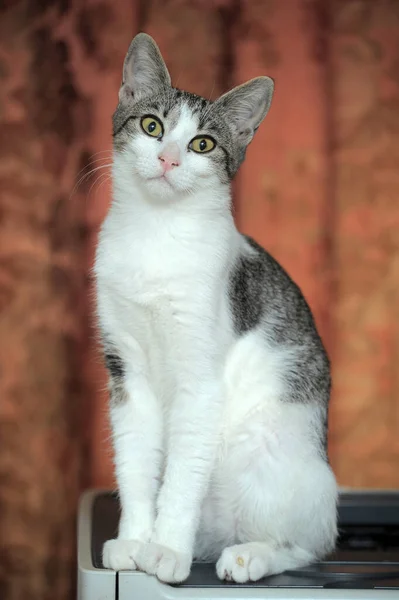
top-left (1, 1), bottom-right (399, 599)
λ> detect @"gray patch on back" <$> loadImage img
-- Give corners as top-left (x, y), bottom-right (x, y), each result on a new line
top-left (229, 235), bottom-right (331, 460)
top-left (229, 236), bottom-right (331, 407)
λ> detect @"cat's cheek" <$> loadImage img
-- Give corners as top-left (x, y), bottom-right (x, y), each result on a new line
top-left (133, 151), bottom-right (162, 180)
top-left (183, 158), bottom-right (217, 186)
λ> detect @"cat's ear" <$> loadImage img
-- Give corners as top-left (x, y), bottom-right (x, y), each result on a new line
top-left (119, 33), bottom-right (171, 104)
top-left (215, 76), bottom-right (274, 146)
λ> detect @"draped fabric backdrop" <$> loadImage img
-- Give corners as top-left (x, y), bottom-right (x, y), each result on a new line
top-left (0, 1), bottom-right (399, 599)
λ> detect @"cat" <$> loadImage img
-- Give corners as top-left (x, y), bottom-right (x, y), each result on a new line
top-left (94, 32), bottom-right (338, 585)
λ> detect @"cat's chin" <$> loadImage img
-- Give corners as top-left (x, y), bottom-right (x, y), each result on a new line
top-left (145, 173), bottom-right (171, 188)
top-left (141, 173), bottom-right (188, 200)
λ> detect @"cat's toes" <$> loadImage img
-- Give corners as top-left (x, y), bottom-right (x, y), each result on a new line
top-left (216, 544), bottom-right (268, 583)
top-left (102, 539), bottom-right (142, 571)
top-left (134, 542), bottom-right (192, 583)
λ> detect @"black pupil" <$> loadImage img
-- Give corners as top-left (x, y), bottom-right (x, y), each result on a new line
top-left (199, 139), bottom-right (207, 151)
top-left (149, 121), bottom-right (156, 132)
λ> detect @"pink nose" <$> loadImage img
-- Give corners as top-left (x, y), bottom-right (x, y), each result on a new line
top-left (158, 143), bottom-right (180, 171)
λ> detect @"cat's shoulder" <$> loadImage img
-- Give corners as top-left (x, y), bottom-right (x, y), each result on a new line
top-left (229, 232), bottom-right (317, 336)
top-left (236, 234), bottom-right (295, 284)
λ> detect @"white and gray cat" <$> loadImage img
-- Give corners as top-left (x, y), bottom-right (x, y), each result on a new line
top-left (94, 33), bottom-right (338, 584)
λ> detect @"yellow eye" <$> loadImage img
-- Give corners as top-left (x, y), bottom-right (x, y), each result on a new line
top-left (190, 136), bottom-right (216, 153)
top-left (141, 116), bottom-right (163, 138)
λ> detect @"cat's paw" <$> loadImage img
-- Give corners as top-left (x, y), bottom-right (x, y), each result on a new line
top-left (134, 542), bottom-right (192, 583)
top-left (102, 539), bottom-right (142, 571)
top-left (216, 543), bottom-right (269, 583)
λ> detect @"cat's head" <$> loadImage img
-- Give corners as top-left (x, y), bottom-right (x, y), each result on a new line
top-left (113, 33), bottom-right (274, 201)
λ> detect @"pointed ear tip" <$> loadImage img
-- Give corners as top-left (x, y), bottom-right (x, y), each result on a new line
top-left (131, 32), bottom-right (158, 48)
top-left (134, 31), bottom-right (152, 40)
top-left (257, 75), bottom-right (275, 89)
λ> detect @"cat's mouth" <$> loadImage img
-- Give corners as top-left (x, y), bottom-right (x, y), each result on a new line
top-left (147, 173), bottom-right (174, 189)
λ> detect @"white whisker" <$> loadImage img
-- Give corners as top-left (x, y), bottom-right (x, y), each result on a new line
top-left (70, 163), bottom-right (113, 201)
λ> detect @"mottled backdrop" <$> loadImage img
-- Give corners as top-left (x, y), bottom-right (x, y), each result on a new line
top-left (0, 0), bottom-right (398, 599)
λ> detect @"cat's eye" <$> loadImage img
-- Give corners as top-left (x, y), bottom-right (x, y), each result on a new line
top-left (189, 136), bottom-right (216, 154)
top-left (141, 115), bottom-right (163, 138)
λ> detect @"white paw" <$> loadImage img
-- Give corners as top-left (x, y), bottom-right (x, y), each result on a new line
top-left (134, 542), bottom-right (192, 583)
top-left (102, 539), bottom-right (142, 571)
top-left (216, 543), bottom-right (269, 583)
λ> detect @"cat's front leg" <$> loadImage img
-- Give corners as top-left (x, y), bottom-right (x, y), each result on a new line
top-left (134, 330), bottom-right (223, 583)
top-left (102, 341), bottom-right (163, 571)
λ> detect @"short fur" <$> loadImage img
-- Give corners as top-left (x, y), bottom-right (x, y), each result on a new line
top-left (95, 33), bottom-right (337, 584)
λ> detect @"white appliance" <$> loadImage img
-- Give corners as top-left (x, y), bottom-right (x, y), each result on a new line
top-left (77, 489), bottom-right (399, 600)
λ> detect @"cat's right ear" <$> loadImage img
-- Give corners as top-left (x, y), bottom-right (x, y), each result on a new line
top-left (119, 33), bottom-right (171, 104)
top-left (215, 76), bottom-right (274, 147)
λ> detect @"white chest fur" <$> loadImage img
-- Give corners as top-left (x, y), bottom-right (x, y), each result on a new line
top-left (94, 184), bottom-right (239, 368)
top-left (94, 187), bottom-right (238, 404)
top-left (97, 198), bottom-right (233, 299)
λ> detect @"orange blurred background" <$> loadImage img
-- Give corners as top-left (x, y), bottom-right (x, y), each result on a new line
top-left (1, 0), bottom-right (399, 598)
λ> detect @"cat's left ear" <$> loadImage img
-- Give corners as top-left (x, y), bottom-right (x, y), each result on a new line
top-left (119, 33), bottom-right (171, 104)
top-left (215, 76), bottom-right (274, 146)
